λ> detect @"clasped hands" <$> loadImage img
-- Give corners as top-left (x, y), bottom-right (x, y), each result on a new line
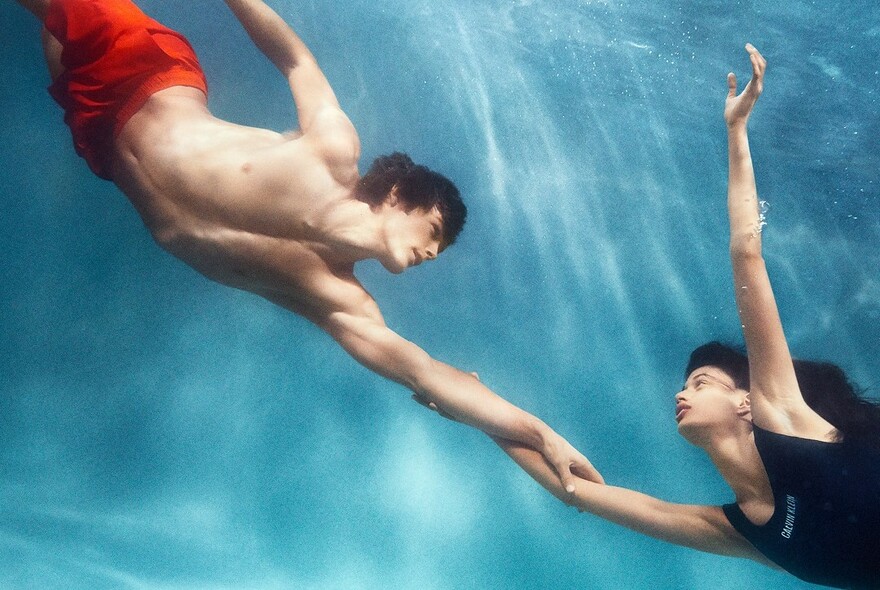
top-left (413, 372), bottom-right (605, 493)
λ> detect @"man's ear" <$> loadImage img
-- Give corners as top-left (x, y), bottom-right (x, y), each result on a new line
top-left (385, 185), bottom-right (399, 207)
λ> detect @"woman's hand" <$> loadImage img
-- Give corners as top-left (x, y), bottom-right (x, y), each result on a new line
top-left (724, 43), bottom-right (766, 128)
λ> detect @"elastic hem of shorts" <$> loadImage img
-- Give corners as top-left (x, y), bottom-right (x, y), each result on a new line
top-left (113, 69), bottom-right (208, 138)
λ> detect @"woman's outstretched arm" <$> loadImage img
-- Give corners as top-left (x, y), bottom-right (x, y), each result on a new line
top-left (724, 45), bottom-right (835, 438)
top-left (493, 437), bottom-right (774, 564)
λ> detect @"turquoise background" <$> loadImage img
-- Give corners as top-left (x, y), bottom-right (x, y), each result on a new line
top-left (1, 1), bottom-right (878, 588)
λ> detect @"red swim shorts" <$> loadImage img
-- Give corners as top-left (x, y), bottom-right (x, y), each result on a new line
top-left (45, 0), bottom-right (208, 180)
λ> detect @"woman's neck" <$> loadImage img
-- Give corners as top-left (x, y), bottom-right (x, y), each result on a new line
top-left (704, 426), bottom-right (774, 512)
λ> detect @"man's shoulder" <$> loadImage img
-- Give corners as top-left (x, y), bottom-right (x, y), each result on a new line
top-left (299, 106), bottom-right (361, 166)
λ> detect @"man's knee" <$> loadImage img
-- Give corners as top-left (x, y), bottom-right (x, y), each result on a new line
top-left (41, 26), bottom-right (65, 82)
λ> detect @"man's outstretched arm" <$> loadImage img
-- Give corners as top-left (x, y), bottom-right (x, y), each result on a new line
top-left (319, 308), bottom-right (603, 490)
top-left (224, 0), bottom-right (341, 130)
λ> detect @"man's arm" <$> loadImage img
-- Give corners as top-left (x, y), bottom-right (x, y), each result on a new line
top-left (724, 45), bottom-right (834, 437)
top-left (223, 0), bottom-right (343, 132)
top-left (492, 437), bottom-right (776, 565)
top-left (319, 307), bottom-right (603, 490)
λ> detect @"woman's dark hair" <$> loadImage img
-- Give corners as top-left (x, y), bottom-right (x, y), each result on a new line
top-left (357, 152), bottom-right (467, 248)
top-left (686, 342), bottom-right (880, 450)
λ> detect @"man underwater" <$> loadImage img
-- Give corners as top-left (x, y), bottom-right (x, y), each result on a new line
top-left (15, 0), bottom-right (601, 487)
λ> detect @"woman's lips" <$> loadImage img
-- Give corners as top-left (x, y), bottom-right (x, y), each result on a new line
top-left (675, 404), bottom-right (690, 423)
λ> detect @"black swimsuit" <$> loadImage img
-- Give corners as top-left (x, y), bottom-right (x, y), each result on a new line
top-left (722, 425), bottom-right (880, 589)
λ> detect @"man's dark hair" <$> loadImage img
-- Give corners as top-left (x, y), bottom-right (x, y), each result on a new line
top-left (357, 152), bottom-right (467, 248)
top-left (686, 341), bottom-right (880, 450)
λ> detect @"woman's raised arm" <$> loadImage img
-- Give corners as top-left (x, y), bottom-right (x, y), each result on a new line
top-left (724, 45), bottom-right (834, 438)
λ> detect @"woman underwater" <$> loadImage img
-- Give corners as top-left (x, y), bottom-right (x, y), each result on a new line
top-left (419, 45), bottom-right (880, 589)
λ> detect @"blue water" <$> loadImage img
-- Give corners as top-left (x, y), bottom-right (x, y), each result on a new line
top-left (2, 1), bottom-right (879, 588)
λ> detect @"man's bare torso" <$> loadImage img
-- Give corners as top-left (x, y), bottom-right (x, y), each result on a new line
top-left (110, 86), bottom-right (374, 322)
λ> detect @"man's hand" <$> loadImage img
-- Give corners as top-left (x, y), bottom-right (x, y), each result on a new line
top-left (413, 372), bottom-right (605, 489)
top-left (538, 427), bottom-right (605, 489)
top-left (724, 43), bottom-right (766, 129)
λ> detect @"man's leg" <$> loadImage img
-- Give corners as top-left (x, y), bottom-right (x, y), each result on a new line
top-left (16, 0), bottom-right (65, 82)
top-left (16, 0), bottom-right (50, 19)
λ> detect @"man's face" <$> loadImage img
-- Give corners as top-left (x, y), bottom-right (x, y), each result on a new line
top-left (380, 203), bottom-right (444, 274)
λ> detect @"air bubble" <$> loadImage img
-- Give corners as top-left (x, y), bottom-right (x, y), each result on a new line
top-left (754, 200), bottom-right (769, 235)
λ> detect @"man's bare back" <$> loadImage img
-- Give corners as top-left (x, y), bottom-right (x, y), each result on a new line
top-left (18, 0), bottom-right (603, 491)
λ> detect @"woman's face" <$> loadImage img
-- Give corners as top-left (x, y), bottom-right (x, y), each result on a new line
top-left (675, 366), bottom-right (749, 444)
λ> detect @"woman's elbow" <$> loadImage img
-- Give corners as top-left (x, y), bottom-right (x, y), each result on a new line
top-left (729, 232), bottom-right (763, 261)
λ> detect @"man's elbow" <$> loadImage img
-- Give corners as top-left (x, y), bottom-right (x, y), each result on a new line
top-left (282, 54), bottom-right (319, 80)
